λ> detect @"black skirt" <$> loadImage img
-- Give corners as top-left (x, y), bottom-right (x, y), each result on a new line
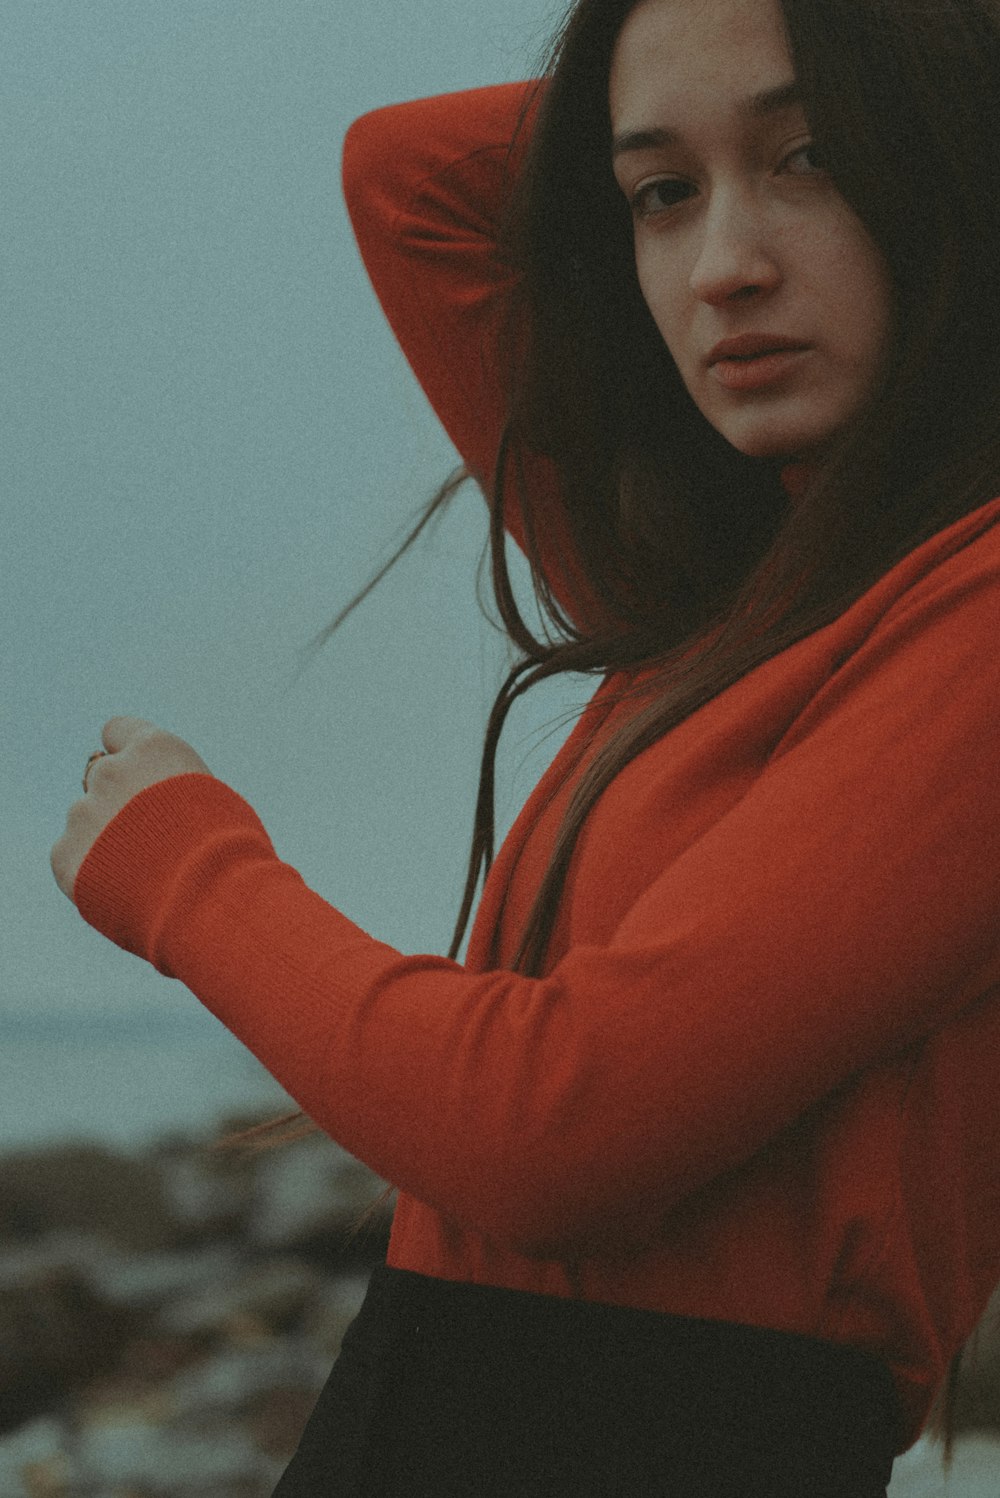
top-left (273, 1264), bottom-right (900, 1497)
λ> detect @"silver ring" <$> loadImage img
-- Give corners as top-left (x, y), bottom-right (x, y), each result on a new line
top-left (82, 750), bottom-right (107, 794)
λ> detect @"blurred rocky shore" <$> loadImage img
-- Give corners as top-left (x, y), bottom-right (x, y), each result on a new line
top-left (0, 1114), bottom-right (998, 1498)
top-left (0, 1113), bottom-right (391, 1497)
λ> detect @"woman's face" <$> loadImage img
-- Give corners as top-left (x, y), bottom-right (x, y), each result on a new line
top-left (609, 0), bottom-right (894, 463)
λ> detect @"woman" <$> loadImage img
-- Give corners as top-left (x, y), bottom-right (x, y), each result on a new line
top-left (51, 0), bottom-right (1000, 1492)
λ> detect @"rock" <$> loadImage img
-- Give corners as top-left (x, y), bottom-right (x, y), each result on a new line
top-left (0, 1235), bottom-right (254, 1434)
top-left (0, 1146), bottom-right (178, 1253)
top-left (0, 1265), bottom-right (142, 1433)
top-left (158, 1259), bottom-right (323, 1342)
top-left (153, 1135), bottom-right (259, 1244)
top-left (244, 1383), bottom-right (323, 1464)
top-left (246, 1132), bottom-right (392, 1259)
top-left (74, 1334), bottom-right (339, 1488)
top-left (70, 1408), bottom-right (278, 1494)
top-left (0, 1231), bottom-right (108, 1291)
top-left (163, 1340), bottom-right (333, 1418)
top-left (94, 1244), bottom-right (243, 1312)
top-left (100, 1329), bottom-right (213, 1395)
top-left (0, 1231), bottom-right (241, 1311)
top-left (0, 1121), bottom-right (390, 1491)
top-left (0, 1419), bottom-right (69, 1498)
top-left (299, 1271), bottom-right (370, 1357)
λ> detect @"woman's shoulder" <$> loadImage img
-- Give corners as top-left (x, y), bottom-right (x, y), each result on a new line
top-left (884, 492), bottom-right (1000, 616)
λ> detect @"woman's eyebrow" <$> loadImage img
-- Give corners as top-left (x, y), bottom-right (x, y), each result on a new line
top-left (612, 80), bottom-right (802, 159)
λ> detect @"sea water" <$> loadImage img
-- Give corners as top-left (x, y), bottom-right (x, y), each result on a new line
top-left (0, 1010), bottom-right (292, 1154)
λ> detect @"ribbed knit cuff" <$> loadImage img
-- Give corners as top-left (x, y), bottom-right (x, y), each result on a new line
top-left (72, 772), bottom-right (276, 967)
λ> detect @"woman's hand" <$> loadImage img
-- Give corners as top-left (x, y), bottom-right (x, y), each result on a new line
top-left (51, 716), bottom-right (212, 902)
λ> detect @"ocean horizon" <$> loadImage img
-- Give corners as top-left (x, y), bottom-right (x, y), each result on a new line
top-left (0, 1011), bottom-right (293, 1154)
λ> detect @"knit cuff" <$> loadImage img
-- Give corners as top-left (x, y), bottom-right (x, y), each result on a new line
top-left (72, 772), bottom-right (276, 968)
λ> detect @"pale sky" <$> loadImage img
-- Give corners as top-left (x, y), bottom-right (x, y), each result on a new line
top-left (1, 0), bottom-right (593, 1144)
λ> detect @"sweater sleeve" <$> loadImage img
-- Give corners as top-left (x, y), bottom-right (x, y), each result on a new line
top-left (72, 539), bottom-right (1000, 1260)
top-left (342, 84), bottom-right (607, 632)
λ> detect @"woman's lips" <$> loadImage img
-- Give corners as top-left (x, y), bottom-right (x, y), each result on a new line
top-left (711, 347), bottom-right (811, 391)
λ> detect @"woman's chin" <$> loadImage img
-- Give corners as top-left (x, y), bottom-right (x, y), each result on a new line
top-left (718, 422), bottom-right (830, 463)
top-left (704, 396), bottom-right (856, 466)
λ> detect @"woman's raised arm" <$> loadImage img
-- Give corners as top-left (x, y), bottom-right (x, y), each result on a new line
top-left (343, 84), bottom-right (535, 492)
top-left (342, 84), bottom-right (603, 630)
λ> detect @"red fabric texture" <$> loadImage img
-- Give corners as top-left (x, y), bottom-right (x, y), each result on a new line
top-left (72, 84), bottom-right (1000, 1452)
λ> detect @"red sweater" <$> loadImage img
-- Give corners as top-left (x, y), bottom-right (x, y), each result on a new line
top-left (74, 84), bottom-right (1000, 1453)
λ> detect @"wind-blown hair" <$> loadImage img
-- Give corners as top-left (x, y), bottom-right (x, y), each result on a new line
top-left (236, 0), bottom-right (1000, 1457)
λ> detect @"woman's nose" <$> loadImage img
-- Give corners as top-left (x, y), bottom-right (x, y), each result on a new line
top-left (688, 194), bottom-right (782, 305)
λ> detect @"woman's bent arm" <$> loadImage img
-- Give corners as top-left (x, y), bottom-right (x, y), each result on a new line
top-left (343, 84), bottom-right (536, 494)
top-left (342, 84), bottom-right (603, 629)
top-left (72, 509), bottom-right (1000, 1258)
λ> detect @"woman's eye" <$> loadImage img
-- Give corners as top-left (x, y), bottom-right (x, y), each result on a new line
top-left (629, 144), bottom-right (828, 221)
top-left (630, 179), bottom-right (693, 219)
top-left (783, 141), bottom-right (827, 175)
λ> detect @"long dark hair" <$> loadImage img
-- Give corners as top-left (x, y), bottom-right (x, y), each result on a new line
top-left (227, 0), bottom-right (1000, 1460)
